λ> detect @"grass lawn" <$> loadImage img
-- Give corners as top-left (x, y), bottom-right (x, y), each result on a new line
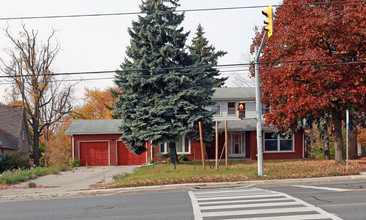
top-left (111, 159), bottom-right (366, 188)
top-left (0, 165), bottom-right (70, 186)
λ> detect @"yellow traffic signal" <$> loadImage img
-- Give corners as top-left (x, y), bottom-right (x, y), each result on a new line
top-left (262, 5), bottom-right (273, 38)
top-left (237, 103), bottom-right (246, 119)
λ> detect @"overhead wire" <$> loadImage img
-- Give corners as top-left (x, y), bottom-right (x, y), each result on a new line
top-left (0, 0), bottom-right (364, 21)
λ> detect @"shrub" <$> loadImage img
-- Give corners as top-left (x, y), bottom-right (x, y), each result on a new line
top-left (178, 154), bottom-right (188, 161)
top-left (0, 152), bottom-right (29, 173)
top-left (69, 158), bottom-right (81, 167)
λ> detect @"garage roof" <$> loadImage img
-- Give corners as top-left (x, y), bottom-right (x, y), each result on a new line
top-left (65, 119), bottom-right (123, 135)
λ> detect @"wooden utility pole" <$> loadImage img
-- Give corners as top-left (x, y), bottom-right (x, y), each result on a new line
top-left (225, 121), bottom-right (228, 169)
top-left (215, 121), bottom-right (218, 170)
top-left (199, 122), bottom-right (205, 169)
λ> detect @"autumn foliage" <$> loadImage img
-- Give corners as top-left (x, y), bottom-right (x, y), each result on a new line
top-left (252, 0), bottom-right (366, 162)
top-left (74, 88), bottom-right (118, 119)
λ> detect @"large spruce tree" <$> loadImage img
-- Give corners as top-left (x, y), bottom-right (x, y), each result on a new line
top-left (114, 0), bottom-right (227, 155)
top-left (186, 24), bottom-right (227, 144)
top-left (114, 0), bottom-right (193, 154)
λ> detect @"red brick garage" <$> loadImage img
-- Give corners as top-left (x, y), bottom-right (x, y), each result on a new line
top-left (66, 119), bottom-right (148, 166)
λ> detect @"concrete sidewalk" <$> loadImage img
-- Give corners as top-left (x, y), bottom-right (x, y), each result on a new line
top-left (1, 169), bottom-right (366, 202)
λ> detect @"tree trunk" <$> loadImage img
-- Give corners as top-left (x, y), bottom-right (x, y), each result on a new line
top-left (308, 125), bottom-right (315, 158)
top-left (33, 122), bottom-right (40, 166)
top-left (168, 142), bottom-right (179, 164)
top-left (324, 137), bottom-right (330, 160)
top-left (333, 110), bottom-right (344, 163)
top-left (349, 124), bottom-right (358, 159)
top-left (324, 123), bottom-right (330, 160)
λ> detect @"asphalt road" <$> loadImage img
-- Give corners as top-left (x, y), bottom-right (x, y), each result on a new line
top-left (0, 191), bottom-right (194, 220)
top-left (264, 182), bottom-right (366, 220)
top-left (1, 181), bottom-right (365, 219)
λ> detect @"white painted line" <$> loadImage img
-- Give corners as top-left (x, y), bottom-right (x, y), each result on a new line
top-left (196, 193), bottom-right (283, 201)
top-left (200, 201), bottom-right (302, 210)
top-left (193, 188), bottom-right (263, 195)
top-left (198, 197), bottom-right (291, 205)
top-left (188, 191), bottom-right (202, 220)
top-left (292, 185), bottom-right (346, 191)
top-left (224, 213), bottom-right (334, 220)
top-left (201, 207), bottom-right (314, 217)
top-left (275, 190), bottom-right (343, 220)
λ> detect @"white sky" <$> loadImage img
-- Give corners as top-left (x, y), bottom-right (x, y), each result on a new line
top-left (0, 0), bottom-right (282, 103)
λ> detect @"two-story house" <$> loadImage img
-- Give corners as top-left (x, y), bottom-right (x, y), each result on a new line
top-left (205, 87), bottom-right (305, 160)
top-left (66, 87), bottom-right (304, 166)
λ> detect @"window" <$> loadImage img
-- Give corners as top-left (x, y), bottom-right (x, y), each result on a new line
top-left (176, 134), bottom-right (190, 154)
top-left (159, 143), bottom-right (168, 154)
top-left (212, 103), bottom-right (221, 115)
top-left (22, 130), bottom-right (25, 141)
top-left (264, 132), bottom-right (294, 152)
top-left (158, 134), bottom-right (191, 154)
top-left (228, 102), bottom-right (236, 115)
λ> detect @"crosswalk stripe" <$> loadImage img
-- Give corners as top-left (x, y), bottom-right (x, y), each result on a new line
top-left (200, 201), bottom-right (302, 210)
top-left (201, 207), bottom-right (316, 217)
top-left (198, 197), bottom-right (291, 205)
top-left (223, 213), bottom-right (333, 220)
top-left (195, 193), bottom-right (282, 201)
top-left (193, 188), bottom-right (263, 195)
top-left (189, 188), bottom-right (342, 220)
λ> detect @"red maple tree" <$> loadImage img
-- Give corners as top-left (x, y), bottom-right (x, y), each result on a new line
top-left (252, 0), bottom-right (366, 162)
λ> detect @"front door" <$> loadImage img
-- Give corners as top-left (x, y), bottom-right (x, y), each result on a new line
top-left (228, 132), bottom-right (245, 157)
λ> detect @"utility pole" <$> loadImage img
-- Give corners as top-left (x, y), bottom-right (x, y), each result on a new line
top-left (255, 5), bottom-right (273, 176)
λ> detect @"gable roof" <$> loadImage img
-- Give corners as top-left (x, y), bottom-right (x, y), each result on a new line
top-left (0, 105), bottom-right (25, 149)
top-left (212, 87), bottom-right (256, 101)
top-left (65, 119), bottom-right (123, 135)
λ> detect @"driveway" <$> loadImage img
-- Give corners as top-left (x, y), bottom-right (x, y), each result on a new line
top-left (0, 166), bottom-right (140, 201)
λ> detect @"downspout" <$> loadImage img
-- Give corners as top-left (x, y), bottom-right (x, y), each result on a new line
top-left (72, 135), bottom-right (75, 160)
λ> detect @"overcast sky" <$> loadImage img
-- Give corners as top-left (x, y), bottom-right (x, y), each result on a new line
top-left (0, 0), bottom-right (282, 103)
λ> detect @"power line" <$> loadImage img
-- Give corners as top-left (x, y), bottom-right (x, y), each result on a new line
top-left (0, 0), bottom-right (364, 21)
top-left (0, 55), bottom-right (365, 79)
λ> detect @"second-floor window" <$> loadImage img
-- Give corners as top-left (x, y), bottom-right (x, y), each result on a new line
top-left (228, 102), bottom-right (236, 115)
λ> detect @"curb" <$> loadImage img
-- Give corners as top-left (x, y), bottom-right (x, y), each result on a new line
top-left (1, 174), bottom-right (366, 202)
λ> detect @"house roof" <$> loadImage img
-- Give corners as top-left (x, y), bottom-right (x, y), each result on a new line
top-left (212, 87), bottom-right (256, 101)
top-left (66, 118), bottom-right (271, 136)
top-left (217, 119), bottom-right (272, 132)
top-left (65, 119), bottom-right (124, 135)
top-left (0, 105), bottom-right (25, 150)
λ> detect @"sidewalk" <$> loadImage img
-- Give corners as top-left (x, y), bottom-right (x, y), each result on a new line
top-left (1, 171), bottom-right (366, 202)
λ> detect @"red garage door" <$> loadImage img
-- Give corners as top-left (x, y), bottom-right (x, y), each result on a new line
top-left (117, 142), bottom-right (146, 165)
top-left (80, 142), bottom-right (109, 166)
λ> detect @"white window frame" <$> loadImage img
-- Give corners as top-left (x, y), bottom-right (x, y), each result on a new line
top-left (227, 102), bottom-right (236, 115)
top-left (159, 134), bottom-right (191, 154)
top-left (263, 132), bottom-right (294, 153)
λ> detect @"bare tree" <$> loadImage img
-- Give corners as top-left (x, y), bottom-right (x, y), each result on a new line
top-left (229, 52), bottom-right (255, 87)
top-left (1, 25), bottom-right (73, 166)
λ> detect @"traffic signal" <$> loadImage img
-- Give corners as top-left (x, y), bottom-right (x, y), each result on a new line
top-left (237, 102), bottom-right (246, 119)
top-left (262, 5), bottom-right (273, 38)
